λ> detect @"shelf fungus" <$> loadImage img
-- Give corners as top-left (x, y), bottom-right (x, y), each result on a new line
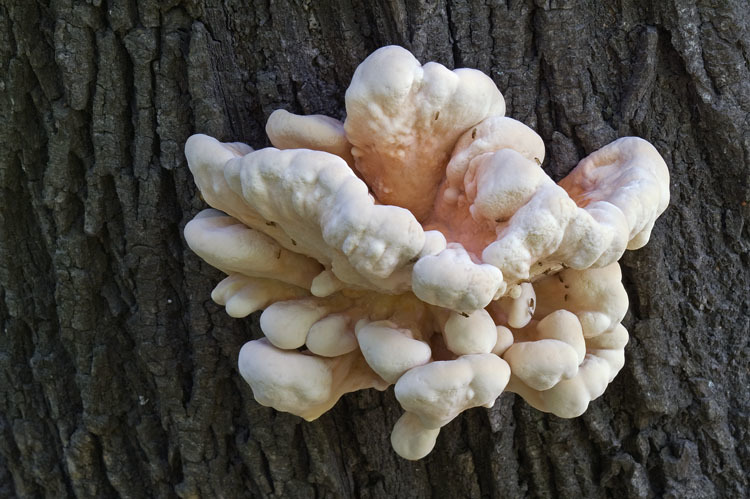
top-left (184, 46), bottom-right (669, 460)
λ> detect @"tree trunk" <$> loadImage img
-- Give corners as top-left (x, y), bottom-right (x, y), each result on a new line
top-left (1, 0), bottom-right (748, 497)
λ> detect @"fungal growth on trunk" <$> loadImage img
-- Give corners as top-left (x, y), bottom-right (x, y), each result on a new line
top-left (184, 46), bottom-right (669, 460)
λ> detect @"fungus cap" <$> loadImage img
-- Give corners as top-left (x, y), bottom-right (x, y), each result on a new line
top-left (356, 320), bottom-right (432, 383)
top-left (345, 45), bottom-right (505, 221)
top-left (390, 412), bottom-right (441, 461)
top-left (394, 354), bottom-right (511, 429)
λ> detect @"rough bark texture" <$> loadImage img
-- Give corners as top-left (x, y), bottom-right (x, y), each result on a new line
top-left (1, 0), bottom-right (748, 498)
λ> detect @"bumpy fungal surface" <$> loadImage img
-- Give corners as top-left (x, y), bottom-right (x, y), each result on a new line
top-left (184, 46), bottom-right (669, 460)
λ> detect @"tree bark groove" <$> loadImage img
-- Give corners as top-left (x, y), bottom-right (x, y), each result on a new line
top-left (0, 1), bottom-right (747, 498)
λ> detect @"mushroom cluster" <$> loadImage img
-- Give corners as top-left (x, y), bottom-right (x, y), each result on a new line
top-left (184, 46), bottom-right (669, 460)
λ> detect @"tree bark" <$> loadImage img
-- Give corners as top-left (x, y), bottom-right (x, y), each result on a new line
top-left (1, 0), bottom-right (748, 498)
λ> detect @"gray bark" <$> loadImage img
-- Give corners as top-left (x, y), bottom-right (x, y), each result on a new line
top-left (1, 0), bottom-right (748, 498)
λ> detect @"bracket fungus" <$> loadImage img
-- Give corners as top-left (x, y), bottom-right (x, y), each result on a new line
top-left (184, 46), bottom-right (669, 460)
